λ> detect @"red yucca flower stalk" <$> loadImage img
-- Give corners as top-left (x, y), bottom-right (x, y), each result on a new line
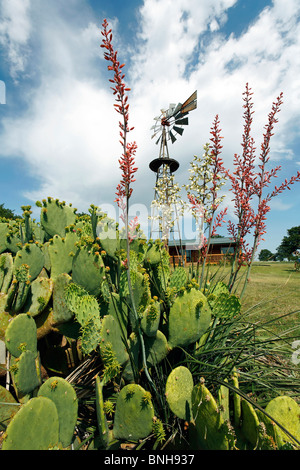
top-left (100, 20), bottom-right (158, 394)
top-left (100, 19), bottom-right (138, 225)
top-left (227, 84), bottom-right (300, 295)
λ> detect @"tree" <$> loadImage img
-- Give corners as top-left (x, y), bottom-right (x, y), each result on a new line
top-left (258, 249), bottom-right (274, 261)
top-left (276, 226), bottom-right (300, 261)
top-left (0, 203), bottom-right (19, 220)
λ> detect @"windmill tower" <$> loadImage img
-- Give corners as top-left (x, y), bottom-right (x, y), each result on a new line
top-left (149, 91), bottom-right (197, 247)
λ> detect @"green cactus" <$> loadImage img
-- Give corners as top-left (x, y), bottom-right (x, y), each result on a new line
top-left (217, 380), bottom-right (230, 422)
top-left (2, 396), bottom-right (60, 450)
top-left (165, 366), bottom-right (193, 421)
top-left (6, 264), bottom-right (31, 313)
top-left (52, 273), bottom-right (74, 324)
top-left (231, 368), bottom-right (241, 428)
top-left (0, 253), bottom-right (13, 294)
top-left (113, 384), bottom-right (155, 441)
top-left (122, 332), bottom-right (140, 382)
top-left (255, 409), bottom-right (280, 449)
top-left (38, 376), bottom-right (78, 448)
top-left (72, 245), bottom-right (105, 297)
top-left (140, 298), bottom-right (161, 337)
top-left (47, 231), bottom-right (78, 279)
top-left (167, 288), bottom-right (211, 348)
top-left (81, 314), bottom-right (102, 355)
top-left (0, 385), bottom-right (19, 430)
top-left (13, 243), bottom-right (45, 282)
top-left (147, 246), bottom-right (170, 297)
top-left (39, 197), bottom-right (76, 238)
top-left (23, 276), bottom-right (53, 317)
top-left (9, 350), bottom-right (41, 396)
top-left (63, 285), bottom-right (102, 354)
top-left (190, 380), bottom-right (230, 450)
top-left (209, 292), bottom-right (241, 319)
top-left (144, 329), bottom-right (169, 367)
top-left (264, 396), bottom-right (300, 447)
top-left (96, 216), bottom-right (120, 259)
top-left (240, 399), bottom-right (260, 447)
top-left (0, 221), bottom-right (22, 255)
top-left (106, 292), bottom-right (128, 337)
top-left (0, 222), bottom-right (9, 254)
top-left (5, 313), bottom-right (37, 358)
top-left (100, 314), bottom-right (129, 367)
top-left (0, 307), bottom-right (14, 341)
top-left (145, 241), bottom-right (164, 266)
top-left (169, 266), bottom-right (188, 291)
top-left (95, 376), bottom-right (110, 448)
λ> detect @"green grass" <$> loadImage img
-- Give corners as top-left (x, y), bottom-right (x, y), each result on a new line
top-left (192, 261), bottom-right (300, 337)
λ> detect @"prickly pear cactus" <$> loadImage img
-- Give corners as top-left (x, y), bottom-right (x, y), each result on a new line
top-left (23, 276), bottom-right (53, 317)
top-left (165, 366), bottom-right (193, 421)
top-left (38, 376), bottom-right (78, 448)
top-left (5, 313), bottom-right (37, 358)
top-left (190, 379), bottom-right (230, 450)
top-left (9, 350), bottom-right (41, 396)
top-left (144, 329), bottom-right (169, 367)
top-left (240, 399), bottom-right (260, 447)
top-left (0, 253), bottom-right (13, 294)
top-left (113, 384), bottom-right (155, 441)
top-left (100, 314), bottom-right (129, 366)
top-left (169, 266), bottom-right (188, 292)
top-left (13, 243), bottom-right (45, 281)
top-left (0, 385), bottom-right (19, 430)
top-left (38, 197), bottom-right (76, 238)
top-left (95, 376), bottom-right (110, 448)
top-left (47, 231), bottom-right (78, 279)
top-left (264, 396), bottom-right (300, 447)
top-left (168, 288), bottom-right (211, 348)
top-left (72, 244), bottom-right (105, 297)
top-left (2, 396), bottom-right (60, 450)
top-left (140, 298), bottom-right (161, 337)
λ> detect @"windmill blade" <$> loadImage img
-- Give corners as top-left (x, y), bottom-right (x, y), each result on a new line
top-left (167, 103), bottom-right (177, 117)
top-left (169, 130), bottom-right (177, 144)
top-left (173, 102), bottom-right (182, 115)
top-left (175, 117), bottom-right (189, 126)
top-left (155, 134), bottom-right (162, 145)
top-left (151, 128), bottom-right (162, 139)
top-left (173, 125), bottom-right (184, 136)
top-left (166, 102), bottom-right (182, 121)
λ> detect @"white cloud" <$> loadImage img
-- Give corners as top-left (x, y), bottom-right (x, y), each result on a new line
top-left (0, 0), bottom-right (32, 79)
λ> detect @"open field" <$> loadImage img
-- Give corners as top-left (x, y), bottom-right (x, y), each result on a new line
top-left (195, 261), bottom-right (300, 337)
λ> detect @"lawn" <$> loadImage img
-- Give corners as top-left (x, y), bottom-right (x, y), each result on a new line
top-left (197, 261), bottom-right (300, 337)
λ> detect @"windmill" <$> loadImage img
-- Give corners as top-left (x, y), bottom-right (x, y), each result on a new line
top-left (149, 90), bottom-right (197, 251)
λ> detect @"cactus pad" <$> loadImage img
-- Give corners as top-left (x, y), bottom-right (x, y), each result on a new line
top-left (38, 376), bottom-right (78, 448)
top-left (265, 395), bottom-right (300, 446)
top-left (2, 396), bottom-right (59, 450)
top-left (191, 381), bottom-right (229, 450)
top-left (168, 288), bottom-right (211, 348)
top-left (165, 366), bottom-right (193, 421)
top-left (113, 384), bottom-right (154, 441)
top-left (5, 313), bottom-right (37, 358)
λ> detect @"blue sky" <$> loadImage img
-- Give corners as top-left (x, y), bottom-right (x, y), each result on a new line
top-left (0, 0), bottom-right (299, 255)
